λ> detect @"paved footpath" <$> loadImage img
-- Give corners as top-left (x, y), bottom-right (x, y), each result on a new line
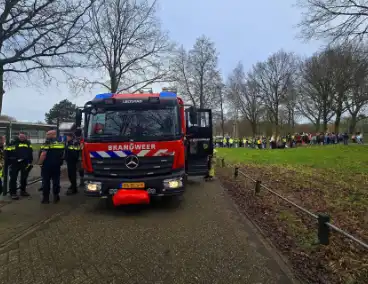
top-left (0, 178), bottom-right (298, 284)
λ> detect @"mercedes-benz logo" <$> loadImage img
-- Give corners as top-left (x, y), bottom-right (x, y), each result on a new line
top-left (125, 155), bottom-right (139, 169)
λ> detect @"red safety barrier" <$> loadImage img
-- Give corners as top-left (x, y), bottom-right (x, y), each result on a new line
top-left (112, 190), bottom-right (150, 206)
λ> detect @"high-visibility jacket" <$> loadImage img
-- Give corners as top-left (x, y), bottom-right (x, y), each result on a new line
top-left (5, 139), bottom-right (33, 165)
top-left (41, 140), bottom-right (65, 167)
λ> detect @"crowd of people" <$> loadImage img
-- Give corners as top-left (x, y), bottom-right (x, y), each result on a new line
top-left (214, 132), bottom-right (364, 149)
top-left (0, 130), bottom-right (84, 204)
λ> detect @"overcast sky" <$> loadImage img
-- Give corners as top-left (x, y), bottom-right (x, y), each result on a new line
top-left (3, 0), bottom-right (323, 122)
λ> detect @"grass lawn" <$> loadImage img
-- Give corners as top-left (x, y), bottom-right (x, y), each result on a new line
top-left (217, 144), bottom-right (368, 174)
top-left (216, 145), bottom-right (368, 284)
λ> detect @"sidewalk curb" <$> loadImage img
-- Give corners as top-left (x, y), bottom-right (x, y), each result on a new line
top-left (217, 179), bottom-right (303, 284)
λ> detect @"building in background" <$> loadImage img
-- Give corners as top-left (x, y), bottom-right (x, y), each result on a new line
top-left (0, 121), bottom-right (57, 144)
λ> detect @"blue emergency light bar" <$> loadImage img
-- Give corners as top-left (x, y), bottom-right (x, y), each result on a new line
top-left (159, 92), bottom-right (176, 98)
top-left (94, 93), bottom-right (113, 99)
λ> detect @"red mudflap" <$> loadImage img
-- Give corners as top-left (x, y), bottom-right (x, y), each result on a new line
top-left (112, 190), bottom-right (150, 206)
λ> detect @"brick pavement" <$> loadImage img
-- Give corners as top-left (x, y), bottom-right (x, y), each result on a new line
top-left (0, 176), bottom-right (82, 246)
top-left (0, 178), bottom-right (298, 284)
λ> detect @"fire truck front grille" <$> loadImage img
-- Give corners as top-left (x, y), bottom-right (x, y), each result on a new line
top-left (91, 156), bottom-right (174, 178)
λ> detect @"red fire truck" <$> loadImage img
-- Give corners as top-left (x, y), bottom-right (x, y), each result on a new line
top-left (75, 90), bottom-right (213, 206)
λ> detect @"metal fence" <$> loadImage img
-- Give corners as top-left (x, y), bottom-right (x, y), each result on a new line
top-left (218, 158), bottom-right (368, 250)
top-left (0, 121), bottom-right (56, 144)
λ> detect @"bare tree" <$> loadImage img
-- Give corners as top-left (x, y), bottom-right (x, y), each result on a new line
top-left (213, 83), bottom-right (226, 137)
top-left (248, 50), bottom-right (297, 136)
top-left (0, 0), bottom-right (94, 113)
top-left (284, 84), bottom-right (298, 132)
top-left (328, 45), bottom-right (356, 133)
top-left (297, 50), bottom-right (335, 132)
top-left (75, 0), bottom-right (173, 93)
top-left (297, 0), bottom-right (368, 42)
top-left (346, 46), bottom-right (368, 133)
top-left (171, 36), bottom-right (220, 108)
top-left (227, 62), bottom-right (263, 136)
top-left (296, 90), bottom-right (322, 131)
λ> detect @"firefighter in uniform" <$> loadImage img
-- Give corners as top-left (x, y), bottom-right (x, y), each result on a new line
top-left (5, 133), bottom-right (33, 200)
top-left (38, 130), bottom-right (64, 204)
top-left (65, 133), bottom-right (81, 195)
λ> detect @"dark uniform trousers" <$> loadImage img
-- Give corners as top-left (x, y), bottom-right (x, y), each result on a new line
top-left (68, 162), bottom-right (84, 187)
top-left (9, 162), bottom-right (28, 194)
top-left (38, 142), bottom-right (50, 191)
top-left (67, 161), bottom-right (77, 189)
top-left (5, 141), bottom-right (33, 195)
top-left (0, 147), bottom-right (4, 194)
top-left (42, 166), bottom-right (61, 197)
top-left (79, 165), bottom-right (84, 185)
top-left (41, 141), bottom-right (64, 200)
top-left (65, 142), bottom-right (81, 191)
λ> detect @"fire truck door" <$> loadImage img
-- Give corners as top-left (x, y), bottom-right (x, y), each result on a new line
top-left (185, 108), bottom-right (213, 176)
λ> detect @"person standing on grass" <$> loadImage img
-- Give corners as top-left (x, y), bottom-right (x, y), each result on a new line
top-left (343, 133), bottom-right (349, 145)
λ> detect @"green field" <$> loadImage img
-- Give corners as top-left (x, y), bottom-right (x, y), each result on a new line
top-left (217, 144), bottom-right (368, 174)
top-left (216, 145), bottom-right (368, 283)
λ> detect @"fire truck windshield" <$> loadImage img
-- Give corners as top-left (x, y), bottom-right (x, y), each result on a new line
top-left (86, 106), bottom-right (180, 142)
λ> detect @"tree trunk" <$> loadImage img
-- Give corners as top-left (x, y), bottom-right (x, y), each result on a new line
top-left (110, 72), bottom-right (118, 93)
top-left (250, 121), bottom-right (257, 136)
top-left (349, 114), bottom-right (358, 134)
top-left (219, 95), bottom-right (225, 137)
top-left (274, 114), bottom-right (279, 137)
top-left (323, 118), bottom-right (328, 132)
top-left (0, 65), bottom-right (4, 114)
top-left (315, 121), bottom-right (320, 132)
top-left (221, 115), bottom-right (224, 137)
top-left (334, 110), bottom-right (342, 133)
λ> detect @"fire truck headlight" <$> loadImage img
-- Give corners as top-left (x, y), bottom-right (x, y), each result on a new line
top-left (163, 178), bottom-right (182, 189)
top-left (86, 182), bottom-right (101, 191)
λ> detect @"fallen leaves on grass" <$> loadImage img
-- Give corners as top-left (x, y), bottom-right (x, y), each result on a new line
top-left (217, 165), bottom-right (368, 284)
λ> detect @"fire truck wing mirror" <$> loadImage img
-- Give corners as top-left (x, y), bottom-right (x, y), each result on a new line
top-left (189, 107), bottom-right (197, 125)
top-left (76, 109), bottom-right (82, 127)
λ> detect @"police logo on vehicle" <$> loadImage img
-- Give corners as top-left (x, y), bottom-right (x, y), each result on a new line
top-left (125, 155), bottom-right (139, 169)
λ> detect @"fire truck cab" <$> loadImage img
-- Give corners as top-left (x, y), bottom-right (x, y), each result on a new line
top-left (76, 90), bottom-right (213, 206)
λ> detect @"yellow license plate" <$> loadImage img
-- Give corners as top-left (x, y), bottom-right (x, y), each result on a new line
top-left (121, 182), bottom-right (145, 189)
